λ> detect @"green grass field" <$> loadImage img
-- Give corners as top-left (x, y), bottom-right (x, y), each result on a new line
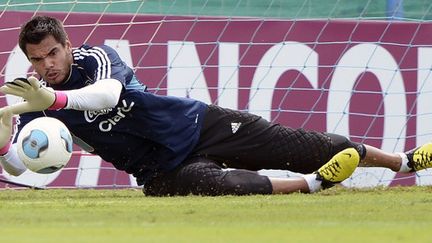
top-left (1, 186), bottom-right (432, 243)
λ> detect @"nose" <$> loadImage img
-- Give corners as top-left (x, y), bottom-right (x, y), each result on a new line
top-left (43, 57), bottom-right (54, 69)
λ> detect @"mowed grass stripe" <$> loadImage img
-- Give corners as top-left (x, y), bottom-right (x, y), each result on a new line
top-left (0, 187), bottom-right (431, 243)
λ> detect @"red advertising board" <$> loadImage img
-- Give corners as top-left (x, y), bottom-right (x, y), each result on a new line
top-left (1, 11), bottom-right (431, 188)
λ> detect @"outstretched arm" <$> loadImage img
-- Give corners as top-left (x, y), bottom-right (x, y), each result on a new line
top-left (0, 77), bottom-right (65, 114)
top-left (0, 107), bottom-right (26, 176)
top-left (0, 76), bottom-right (123, 114)
top-left (0, 76), bottom-right (122, 175)
top-left (60, 78), bottom-right (122, 111)
top-left (0, 107), bottom-right (13, 154)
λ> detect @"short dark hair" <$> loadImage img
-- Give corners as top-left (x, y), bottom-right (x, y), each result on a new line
top-left (18, 16), bottom-right (68, 56)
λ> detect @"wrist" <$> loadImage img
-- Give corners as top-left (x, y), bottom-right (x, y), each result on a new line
top-left (49, 91), bottom-right (68, 110)
top-left (0, 141), bottom-right (11, 156)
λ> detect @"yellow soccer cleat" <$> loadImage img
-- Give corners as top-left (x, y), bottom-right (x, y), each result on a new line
top-left (408, 143), bottom-right (432, 171)
top-left (316, 148), bottom-right (360, 186)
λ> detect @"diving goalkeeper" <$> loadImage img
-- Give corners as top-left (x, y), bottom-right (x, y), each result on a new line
top-left (1, 15), bottom-right (431, 196)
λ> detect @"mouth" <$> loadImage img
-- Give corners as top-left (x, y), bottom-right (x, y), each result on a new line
top-left (46, 71), bottom-right (59, 81)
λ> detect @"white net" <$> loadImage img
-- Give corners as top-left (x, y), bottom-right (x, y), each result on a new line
top-left (0, 0), bottom-right (432, 188)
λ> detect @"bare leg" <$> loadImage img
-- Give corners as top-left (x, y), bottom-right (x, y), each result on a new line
top-left (269, 177), bottom-right (310, 194)
top-left (360, 144), bottom-right (401, 172)
top-left (270, 145), bottom-right (372, 194)
top-left (268, 145), bottom-right (405, 194)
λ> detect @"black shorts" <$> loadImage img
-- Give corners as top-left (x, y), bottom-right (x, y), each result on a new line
top-left (143, 157), bottom-right (273, 196)
top-left (142, 105), bottom-right (365, 196)
top-left (193, 105), bottom-right (361, 173)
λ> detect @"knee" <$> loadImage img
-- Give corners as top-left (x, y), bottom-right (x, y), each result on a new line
top-left (327, 133), bottom-right (366, 159)
top-left (218, 170), bottom-right (272, 195)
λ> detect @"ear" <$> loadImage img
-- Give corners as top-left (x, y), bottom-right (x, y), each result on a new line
top-left (65, 40), bottom-right (72, 53)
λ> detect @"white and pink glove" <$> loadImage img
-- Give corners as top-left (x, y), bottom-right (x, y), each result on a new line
top-left (0, 76), bottom-right (67, 115)
top-left (0, 107), bottom-right (13, 155)
top-left (0, 106), bottom-right (27, 175)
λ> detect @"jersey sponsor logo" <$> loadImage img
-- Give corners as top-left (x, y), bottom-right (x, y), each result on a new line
top-left (85, 109), bottom-right (113, 122)
top-left (83, 99), bottom-right (135, 132)
top-left (98, 99), bottom-right (135, 132)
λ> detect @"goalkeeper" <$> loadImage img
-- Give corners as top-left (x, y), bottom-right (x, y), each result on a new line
top-left (1, 15), bottom-right (432, 196)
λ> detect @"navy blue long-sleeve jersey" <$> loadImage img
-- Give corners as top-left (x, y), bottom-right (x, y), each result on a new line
top-left (14, 44), bottom-right (208, 184)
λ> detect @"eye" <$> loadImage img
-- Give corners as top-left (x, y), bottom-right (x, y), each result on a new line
top-left (49, 49), bottom-right (58, 56)
top-left (30, 57), bottom-right (43, 63)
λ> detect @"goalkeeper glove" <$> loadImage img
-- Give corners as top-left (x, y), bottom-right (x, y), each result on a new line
top-left (0, 76), bottom-right (68, 115)
top-left (0, 107), bottom-right (13, 155)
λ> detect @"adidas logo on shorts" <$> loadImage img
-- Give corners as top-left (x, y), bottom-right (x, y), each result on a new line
top-left (231, 122), bottom-right (241, 134)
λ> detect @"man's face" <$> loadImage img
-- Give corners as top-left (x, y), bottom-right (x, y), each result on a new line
top-left (26, 35), bottom-right (73, 85)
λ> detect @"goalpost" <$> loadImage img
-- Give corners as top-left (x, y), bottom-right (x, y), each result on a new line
top-left (0, 0), bottom-right (432, 189)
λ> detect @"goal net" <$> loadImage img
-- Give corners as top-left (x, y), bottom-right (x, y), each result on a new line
top-left (0, 0), bottom-right (432, 189)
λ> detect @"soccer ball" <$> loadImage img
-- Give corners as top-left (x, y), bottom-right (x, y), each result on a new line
top-left (17, 117), bottom-right (73, 174)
